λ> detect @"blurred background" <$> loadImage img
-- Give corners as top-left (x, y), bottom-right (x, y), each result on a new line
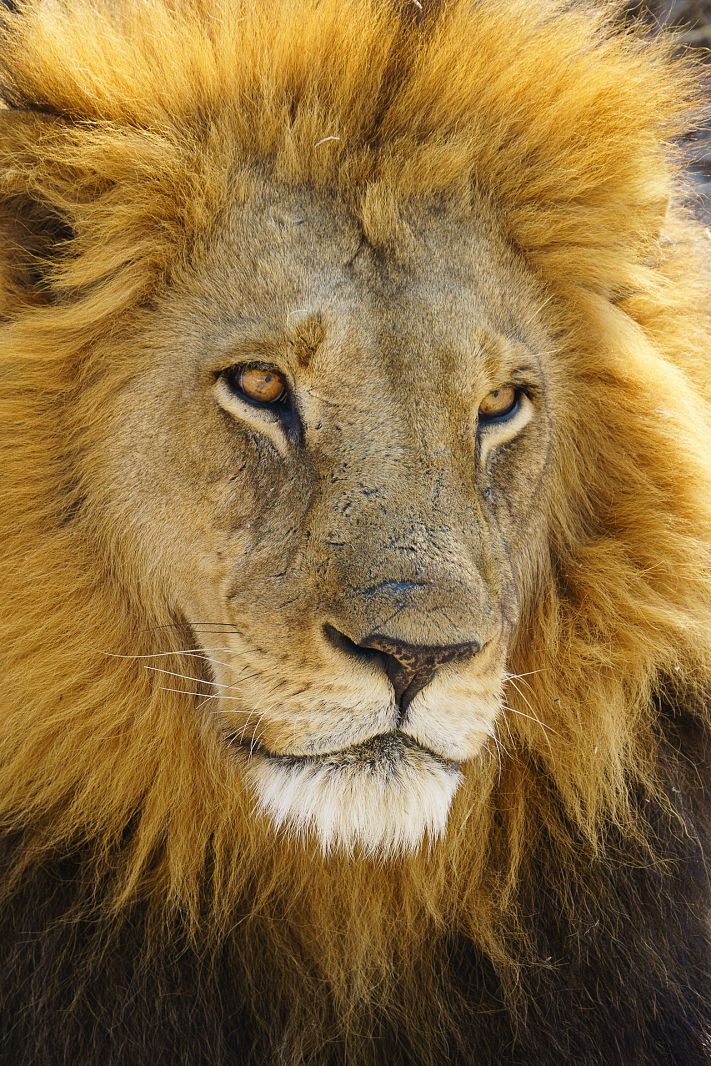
top-left (631, 1), bottom-right (710, 216)
top-left (633, 0), bottom-right (710, 44)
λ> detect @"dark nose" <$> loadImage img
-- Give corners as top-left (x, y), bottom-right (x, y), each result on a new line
top-left (324, 625), bottom-right (480, 718)
top-left (361, 633), bottom-right (481, 714)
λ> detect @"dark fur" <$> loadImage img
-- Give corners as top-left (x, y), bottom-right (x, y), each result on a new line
top-left (2, 711), bottom-right (707, 1066)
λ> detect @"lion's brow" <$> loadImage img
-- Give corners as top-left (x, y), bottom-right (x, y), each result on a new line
top-left (290, 313), bottom-right (325, 369)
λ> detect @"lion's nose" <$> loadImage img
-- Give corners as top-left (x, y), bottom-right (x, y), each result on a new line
top-left (324, 625), bottom-right (481, 718)
top-left (360, 634), bottom-right (481, 715)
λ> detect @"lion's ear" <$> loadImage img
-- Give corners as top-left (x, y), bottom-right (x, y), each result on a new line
top-left (0, 110), bottom-right (78, 316)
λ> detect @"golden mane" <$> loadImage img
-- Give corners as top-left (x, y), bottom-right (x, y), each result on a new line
top-left (0, 0), bottom-right (710, 1052)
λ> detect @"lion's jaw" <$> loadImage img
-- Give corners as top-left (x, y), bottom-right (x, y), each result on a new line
top-left (214, 643), bottom-right (506, 856)
top-left (91, 182), bottom-right (554, 859)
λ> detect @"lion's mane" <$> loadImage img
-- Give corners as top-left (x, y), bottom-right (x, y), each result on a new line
top-left (0, 2), bottom-right (709, 1063)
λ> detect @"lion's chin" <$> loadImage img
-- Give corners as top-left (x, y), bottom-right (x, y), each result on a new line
top-left (241, 733), bottom-right (463, 858)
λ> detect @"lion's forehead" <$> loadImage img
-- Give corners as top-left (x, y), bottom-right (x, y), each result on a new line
top-left (182, 181), bottom-right (545, 389)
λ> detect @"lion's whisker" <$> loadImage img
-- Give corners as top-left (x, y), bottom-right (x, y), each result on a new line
top-left (158, 685), bottom-right (213, 698)
top-left (490, 733), bottom-right (504, 786)
top-left (219, 707), bottom-right (270, 757)
top-left (502, 704), bottom-right (560, 739)
top-left (158, 686), bottom-right (247, 702)
top-left (223, 670), bottom-right (262, 691)
top-left (140, 621), bottom-right (243, 635)
top-left (105, 647), bottom-right (234, 660)
top-left (505, 676), bottom-right (541, 719)
top-left (504, 669), bottom-right (545, 682)
top-left (187, 653), bottom-right (238, 674)
top-left (248, 715), bottom-right (267, 757)
top-left (201, 686), bottom-right (252, 703)
top-left (237, 708), bottom-right (267, 743)
top-left (144, 665), bottom-right (232, 689)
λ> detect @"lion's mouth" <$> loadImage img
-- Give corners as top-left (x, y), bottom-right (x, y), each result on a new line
top-left (228, 730), bottom-right (460, 772)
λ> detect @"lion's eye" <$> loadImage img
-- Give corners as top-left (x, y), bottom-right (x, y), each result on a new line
top-left (478, 385), bottom-right (519, 423)
top-left (225, 366), bottom-right (288, 406)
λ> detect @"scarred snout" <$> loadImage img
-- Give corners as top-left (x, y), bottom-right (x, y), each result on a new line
top-left (304, 442), bottom-right (504, 720)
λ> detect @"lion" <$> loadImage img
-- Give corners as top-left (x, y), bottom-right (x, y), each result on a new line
top-left (0, 0), bottom-right (709, 1063)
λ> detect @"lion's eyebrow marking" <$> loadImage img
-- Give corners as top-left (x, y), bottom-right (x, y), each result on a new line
top-left (290, 313), bottom-right (325, 368)
top-left (475, 330), bottom-right (541, 381)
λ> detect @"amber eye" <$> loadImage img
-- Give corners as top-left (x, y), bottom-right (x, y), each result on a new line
top-left (478, 385), bottom-right (519, 422)
top-left (226, 365), bottom-right (288, 406)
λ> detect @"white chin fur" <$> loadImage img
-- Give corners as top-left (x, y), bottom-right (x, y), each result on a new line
top-left (244, 736), bottom-right (462, 858)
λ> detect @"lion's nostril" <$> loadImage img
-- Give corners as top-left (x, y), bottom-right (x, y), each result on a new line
top-left (322, 624), bottom-right (388, 669)
top-left (324, 624), bottom-right (481, 720)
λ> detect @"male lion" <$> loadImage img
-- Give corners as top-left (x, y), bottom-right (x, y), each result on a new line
top-left (0, 1), bottom-right (709, 1064)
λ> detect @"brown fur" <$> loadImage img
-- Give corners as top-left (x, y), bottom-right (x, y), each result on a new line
top-left (0, 1), bottom-right (709, 1063)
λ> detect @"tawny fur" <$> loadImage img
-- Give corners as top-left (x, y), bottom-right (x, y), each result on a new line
top-left (0, 2), bottom-right (709, 1064)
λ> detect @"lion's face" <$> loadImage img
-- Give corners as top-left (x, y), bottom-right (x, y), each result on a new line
top-left (91, 180), bottom-right (554, 856)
